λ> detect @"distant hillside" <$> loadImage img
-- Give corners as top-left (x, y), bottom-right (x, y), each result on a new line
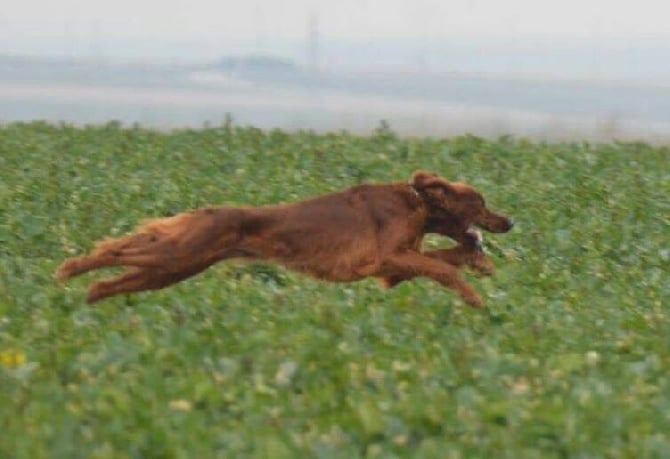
top-left (215, 55), bottom-right (298, 74)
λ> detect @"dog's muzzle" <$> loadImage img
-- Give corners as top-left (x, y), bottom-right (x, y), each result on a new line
top-left (477, 215), bottom-right (514, 233)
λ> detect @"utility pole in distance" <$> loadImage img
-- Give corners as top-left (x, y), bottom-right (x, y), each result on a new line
top-left (307, 11), bottom-right (319, 74)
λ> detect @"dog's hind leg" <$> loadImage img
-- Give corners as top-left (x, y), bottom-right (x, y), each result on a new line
top-left (56, 254), bottom-right (122, 281)
top-left (56, 250), bottom-right (173, 282)
top-left (56, 231), bottom-right (171, 281)
top-left (86, 262), bottom-right (212, 304)
top-left (86, 269), bottom-right (148, 304)
top-left (85, 245), bottom-right (247, 304)
top-left (58, 208), bottom-right (247, 303)
top-left (87, 268), bottom-right (184, 304)
top-left (56, 228), bottom-right (221, 282)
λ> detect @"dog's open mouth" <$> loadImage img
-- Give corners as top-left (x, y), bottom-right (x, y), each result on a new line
top-left (465, 227), bottom-right (484, 251)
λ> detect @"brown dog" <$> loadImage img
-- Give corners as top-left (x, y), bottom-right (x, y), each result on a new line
top-left (56, 171), bottom-right (513, 307)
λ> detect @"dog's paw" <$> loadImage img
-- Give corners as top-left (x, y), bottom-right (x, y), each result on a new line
top-left (86, 284), bottom-right (105, 305)
top-left (55, 259), bottom-right (78, 282)
top-left (463, 292), bottom-right (485, 308)
top-left (469, 255), bottom-right (496, 277)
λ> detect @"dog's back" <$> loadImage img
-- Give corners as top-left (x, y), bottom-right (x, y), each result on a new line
top-left (230, 183), bottom-right (425, 281)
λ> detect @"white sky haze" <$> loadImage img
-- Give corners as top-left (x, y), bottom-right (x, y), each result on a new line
top-left (1, 0), bottom-right (670, 141)
top-left (2, 0), bottom-right (670, 81)
top-left (3, 0), bottom-right (670, 41)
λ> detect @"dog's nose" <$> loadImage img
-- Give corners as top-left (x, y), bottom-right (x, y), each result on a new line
top-left (507, 218), bottom-right (515, 230)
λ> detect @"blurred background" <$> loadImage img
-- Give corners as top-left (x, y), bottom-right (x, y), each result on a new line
top-left (1, 0), bottom-right (669, 142)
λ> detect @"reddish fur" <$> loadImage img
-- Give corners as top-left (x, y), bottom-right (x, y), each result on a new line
top-left (56, 171), bottom-right (512, 307)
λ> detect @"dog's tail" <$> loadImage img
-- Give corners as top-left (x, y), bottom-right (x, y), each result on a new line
top-left (90, 212), bottom-right (197, 256)
top-left (55, 208), bottom-right (242, 283)
top-left (55, 212), bottom-right (197, 282)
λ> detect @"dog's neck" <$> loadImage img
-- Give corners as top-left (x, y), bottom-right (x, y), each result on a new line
top-left (408, 184), bottom-right (431, 228)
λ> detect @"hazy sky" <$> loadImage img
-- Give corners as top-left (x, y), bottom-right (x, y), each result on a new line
top-left (2, 0), bottom-right (670, 66)
top-left (3, 0), bottom-right (670, 41)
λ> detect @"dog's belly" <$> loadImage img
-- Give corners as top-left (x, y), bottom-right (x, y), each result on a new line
top-left (232, 240), bottom-right (378, 282)
top-left (267, 231), bottom-right (382, 282)
top-left (236, 197), bottom-right (389, 282)
top-left (280, 255), bottom-right (377, 282)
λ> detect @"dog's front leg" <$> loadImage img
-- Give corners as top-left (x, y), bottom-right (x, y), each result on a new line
top-left (379, 230), bottom-right (493, 289)
top-left (380, 251), bottom-right (484, 308)
top-left (424, 246), bottom-right (495, 277)
top-left (430, 228), bottom-right (495, 276)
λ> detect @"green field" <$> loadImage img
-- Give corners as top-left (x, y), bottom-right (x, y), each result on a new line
top-left (1, 121), bottom-right (668, 458)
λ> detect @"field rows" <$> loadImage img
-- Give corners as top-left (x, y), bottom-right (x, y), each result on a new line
top-left (0, 122), bottom-right (668, 458)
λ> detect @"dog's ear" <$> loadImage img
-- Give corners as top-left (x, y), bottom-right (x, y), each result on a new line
top-left (411, 170), bottom-right (438, 189)
top-left (411, 171), bottom-right (456, 195)
top-left (411, 171), bottom-right (461, 214)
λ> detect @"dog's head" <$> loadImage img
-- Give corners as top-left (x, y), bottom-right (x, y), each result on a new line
top-left (412, 171), bottom-right (514, 233)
